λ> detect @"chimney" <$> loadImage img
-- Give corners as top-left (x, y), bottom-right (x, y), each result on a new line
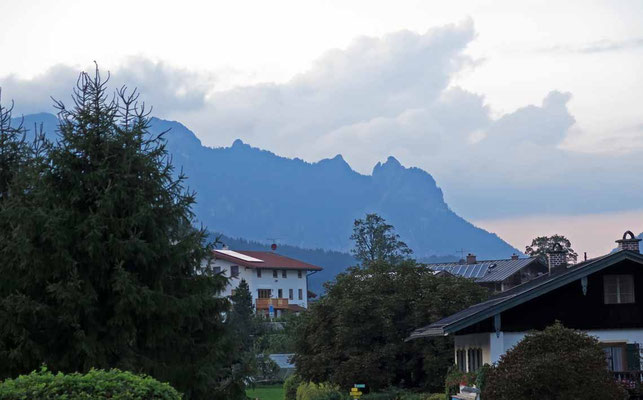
top-left (511, 253), bottom-right (519, 260)
top-left (547, 243), bottom-right (567, 272)
top-left (466, 253), bottom-right (477, 264)
top-left (616, 231), bottom-right (641, 253)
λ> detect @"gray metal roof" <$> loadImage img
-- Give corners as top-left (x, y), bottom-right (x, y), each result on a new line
top-left (409, 250), bottom-right (643, 340)
top-left (269, 353), bottom-right (295, 369)
top-left (427, 257), bottom-right (541, 283)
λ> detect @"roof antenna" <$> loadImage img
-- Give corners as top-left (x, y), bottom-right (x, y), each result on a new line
top-left (454, 248), bottom-right (467, 259)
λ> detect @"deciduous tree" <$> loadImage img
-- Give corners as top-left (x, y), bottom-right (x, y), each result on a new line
top-left (526, 234), bottom-right (578, 263)
top-left (350, 213), bottom-right (412, 266)
top-left (293, 259), bottom-right (488, 392)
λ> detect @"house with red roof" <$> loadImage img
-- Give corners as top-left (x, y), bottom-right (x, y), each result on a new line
top-left (212, 249), bottom-right (323, 316)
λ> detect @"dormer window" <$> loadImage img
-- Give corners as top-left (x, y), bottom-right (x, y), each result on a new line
top-left (604, 275), bottom-right (635, 304)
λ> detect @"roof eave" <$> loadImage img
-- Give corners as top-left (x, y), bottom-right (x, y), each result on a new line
top-left (415, 251), bottom-right (643, 337)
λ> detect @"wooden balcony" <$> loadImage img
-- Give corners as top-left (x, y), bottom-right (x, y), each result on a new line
top-left (256, 298), bottom-right (290, 310)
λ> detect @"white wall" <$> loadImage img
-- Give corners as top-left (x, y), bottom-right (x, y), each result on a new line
top-left (456, 328), bottom-right (643, 368)
top-left (212, 259), bottom-right (309, 309)
top-left (455, 333), bottom-right (491, 367)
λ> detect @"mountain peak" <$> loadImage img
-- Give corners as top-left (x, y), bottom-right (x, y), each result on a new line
top-left (372, 156), bottom-right (403, 175)
top-left (232, 138), bottom-right (246, 148)
top-left (316, 153), bottom-right (351, 171)
top-left (383, 156), bottom-right (401, 168)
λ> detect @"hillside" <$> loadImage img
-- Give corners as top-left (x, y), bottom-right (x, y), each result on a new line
top-left (18, 113), bottom-right (518, 262)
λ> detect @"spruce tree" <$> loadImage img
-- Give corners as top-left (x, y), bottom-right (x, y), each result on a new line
top-left (0, 90), bottom-right (29, 200)
top-left (0, 68), bottom-right (238, 399)
top-left (226, 279), bottom-right (259, 395)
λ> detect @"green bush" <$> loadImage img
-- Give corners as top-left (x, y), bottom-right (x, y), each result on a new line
top-left (284, 374), bottom-right (303, 400)
top-left (482, 322), bottom-right (628, 400)
top-left (361, 392), bottom-right (399, 400)
top-left (0, 367), bottom-right (182, 399)
top-left (444, 366), bottom-right (477, 397)
top-left (474, 364), bottom-right (490, 392)
top-left (296, 382), bottom-right (343, 400)
top-left (360, 390), bottom-right (442, 400)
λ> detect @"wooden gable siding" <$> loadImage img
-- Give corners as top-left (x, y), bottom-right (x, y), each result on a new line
top-left (459, 259), bottom-right (643, 334)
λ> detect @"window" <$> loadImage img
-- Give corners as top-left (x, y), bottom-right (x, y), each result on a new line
top-left (278, 289), bottom-right (283, 298)
top-left (289, 289), bottom-right (293, 300)
top-left (456, 349), bottom-right (466, 372)
top-left (230, 265), bottom-right (239, 278)
top-left (213, 266), bottom-right (221, 274)
top-left (602, 343), bottom-right (639, 371)
top-left (603, 345), bottom-right (625, 371)
top-left (298, 289), bottom-right (303, 300)
top-left (282, 270), bottom-right (287, 278)
top-left (273, 269), bottom-right (278, 278)
top-left (258, 289), bottom-right (271, 299)
top-left (256, 269), bottom-right (262, 278)
top-left (298, 270), bottom-right (303, 279)
top-left (467, 348), bottom-right (483, 372)
top-left (604, 275), bottom-right (635, 304)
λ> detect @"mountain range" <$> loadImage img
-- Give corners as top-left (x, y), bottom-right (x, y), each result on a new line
top-left (17, 113), bottom-right (519, 288)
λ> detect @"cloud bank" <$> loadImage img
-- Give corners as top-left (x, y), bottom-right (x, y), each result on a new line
top-left (0, 57), bottom-right (213, 116)
top-left (1, 20), bottom-right (642, 221)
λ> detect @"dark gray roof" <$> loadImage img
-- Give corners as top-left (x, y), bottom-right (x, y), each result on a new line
top-left (427, 257), bottom-right (541, 283)
top-left (409, 250), bottom-right (643, 340)
top-left (269, 354), bottom-right (295, 369)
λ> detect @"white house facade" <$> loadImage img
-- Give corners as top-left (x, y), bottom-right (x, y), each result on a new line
top-left (211, 249), bottom-right (322, 316)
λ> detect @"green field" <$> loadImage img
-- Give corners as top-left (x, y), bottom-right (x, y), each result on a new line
top-left (246, 384), bottom-right (284, 400)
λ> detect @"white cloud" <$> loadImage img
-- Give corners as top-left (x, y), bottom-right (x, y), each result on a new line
top-left (0, 57), bottom-right (214, 116)
top-left (1, 20), bottom-right (643, 221)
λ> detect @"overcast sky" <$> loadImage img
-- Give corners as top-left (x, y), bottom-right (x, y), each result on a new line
top-left (1, 0), bottom-right (643, 254)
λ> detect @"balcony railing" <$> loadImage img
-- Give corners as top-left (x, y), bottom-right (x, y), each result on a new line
top-left (613, 371), bottom-right (643, 395)
top-left (256, 298), bottom-right (290, 310)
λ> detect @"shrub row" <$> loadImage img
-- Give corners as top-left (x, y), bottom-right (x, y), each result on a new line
top-left (0, 367), bottom-right (182, 400)
top-left (360, 390), bottom-right (444, 400)
top-left (285, 378), bottom-right (443, 400)
top-left (296, 382), bottom-right (343, 400)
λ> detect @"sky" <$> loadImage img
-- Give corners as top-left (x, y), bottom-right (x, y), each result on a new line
top-left (1, 0), bottom-right (643, 254)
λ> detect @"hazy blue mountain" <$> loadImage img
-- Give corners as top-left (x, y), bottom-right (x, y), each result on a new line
top-left (152, 117), bottom-right (519, 259)
top-left (16, 113), bottom-right (519, 262)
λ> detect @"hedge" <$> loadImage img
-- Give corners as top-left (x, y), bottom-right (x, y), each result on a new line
top-left (0, 367), bottom-right (182, 399)
top-left (361, 391), bottom-right (443, 400)
top-left (284, 374), bottom-right (303, 400)
top-left (295, 382), bottom-right (343, 400)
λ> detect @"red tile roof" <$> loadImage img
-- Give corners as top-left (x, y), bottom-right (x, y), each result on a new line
top-left (213, 250), bottom-right (323, 271)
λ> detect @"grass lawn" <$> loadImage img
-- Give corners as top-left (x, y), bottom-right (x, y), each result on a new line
top-left (246, 383), bottom-right (284, 400)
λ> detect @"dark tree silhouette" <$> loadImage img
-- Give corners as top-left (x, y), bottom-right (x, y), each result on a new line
top-left (350, 213), bottom-right (412, 265)
top-left (525, 234), bottom-right (578, 263)
top-left (0, 67), bottom-right (240, 399)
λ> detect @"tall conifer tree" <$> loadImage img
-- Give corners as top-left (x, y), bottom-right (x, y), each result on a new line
top-left (0, 68), bottom-right (239, 399)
